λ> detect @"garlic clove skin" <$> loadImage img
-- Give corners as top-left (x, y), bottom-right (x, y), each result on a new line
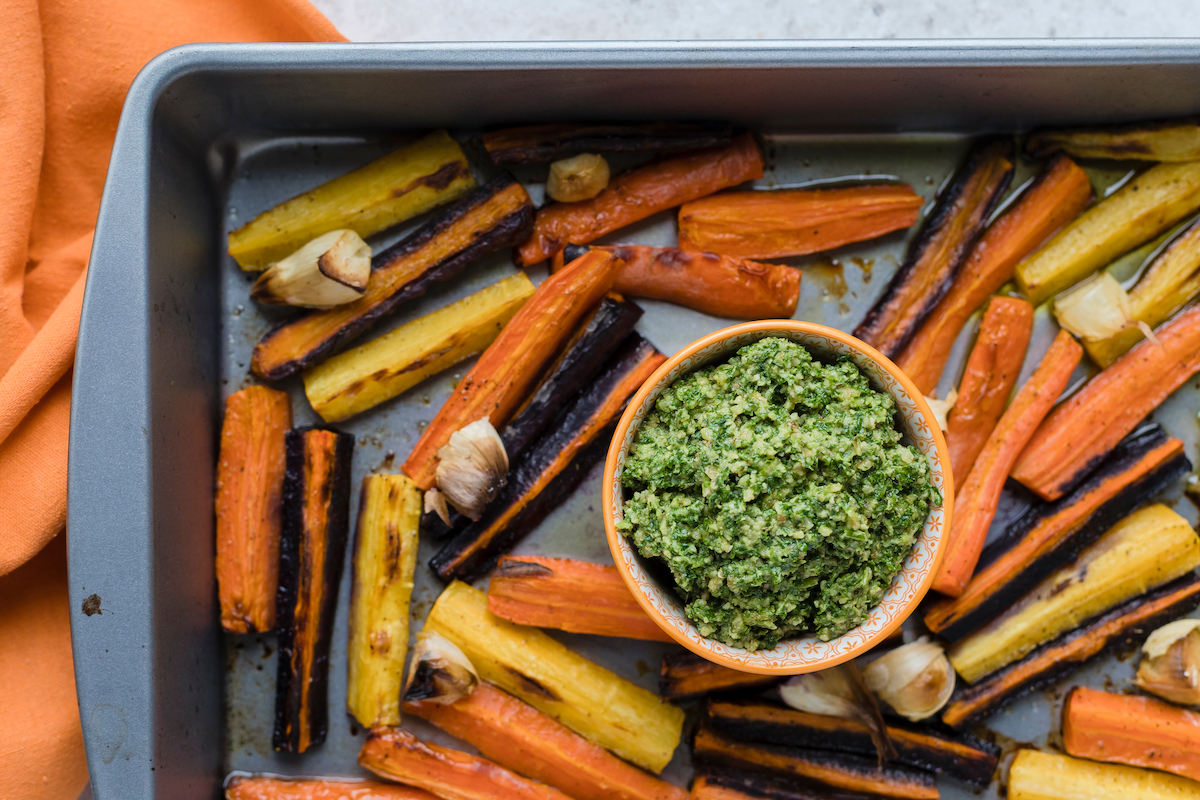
top-left (1052, 271), bottom-right (1158, 345)
top-left (424, 487), bottom-right (451, 526)
top-left (546, 153), bottom-right (611, 203)
top-left (251, 229), bottom-right (371, 308)
top-left (923, 388), bottom-right (958, 433)
top-left (779, 662), bottom-right (896, 764)
top-left (862, 636), bottom-right (955, 722)
top-left (1136, 622), bottom-right (1200, 705)
top-left (402, 630), bottom-right (479, 705)
top-left (435, 417), bottom-right (509, 521)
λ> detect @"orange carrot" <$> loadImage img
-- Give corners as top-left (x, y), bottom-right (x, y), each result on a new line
top-left (945, 296), bottom-right (1034, 481)
top-left (896, 155), bottom-right (1093, 395)
top-left (405, 683), bottom-right (687, 800)
top-left (1013, 300), bottom-right (1200, 501)
top-left (402, 249), bottom-right (623, 489)
top-left (226, 776), bottom-right (437, 800)
top-left (359, 728), bottom-right (573, 800)
top-left (1063, 686), bottom-right (1200, 783)
top-left (487, 555), bottom-right (672, 642)
top-left (215, 385), bottom-right (291, 633)
top-left (515, 133), bottom-right (763, 266)
top-left (676, 184), bottom-right (922, 259)
top-left (932, 330), bottom-right (1082, 596)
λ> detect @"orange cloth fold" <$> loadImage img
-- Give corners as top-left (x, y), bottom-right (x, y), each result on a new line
top-left (0, 1), bottom-right (345, 797)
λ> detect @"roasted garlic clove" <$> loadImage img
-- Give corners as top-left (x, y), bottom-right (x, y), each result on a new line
top-left (250, 229), bottom-right (371, 308)
top-left (862, 636), bottom-right (955, 722)
top-left (402, 630), bottom-right (479, 705)
top-left (1053, 271), bottom-right (1158, 345)
top-left (924, 388), bottom-right (958, 433)
top-left (779, 662), bottom-right (896, 764)
top-left (546, 153), bottom-right (611, 203)
top-left (424, 487), bottom-right (452, 526)
top-left (1136, 618), bottom-right (1200, 705)
top-left (435, 417), bottom-right (509, 521)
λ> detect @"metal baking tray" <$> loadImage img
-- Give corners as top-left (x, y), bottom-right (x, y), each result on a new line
top-left (69, 40), bottom-right (1200, 800)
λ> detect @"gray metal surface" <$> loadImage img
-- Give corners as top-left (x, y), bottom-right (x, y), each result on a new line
top-left (70, 41), bottom-right (1200, 800)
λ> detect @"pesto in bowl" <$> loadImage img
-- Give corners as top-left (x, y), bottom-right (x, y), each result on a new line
top-left (616, 336), bottom-right (938, 652)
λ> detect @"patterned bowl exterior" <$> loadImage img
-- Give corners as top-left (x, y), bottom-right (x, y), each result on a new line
top-left (603, 320), bottom-right (953, 675)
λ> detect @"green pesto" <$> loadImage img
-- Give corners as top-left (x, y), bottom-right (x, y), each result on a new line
top-left (617, 337), bottom-right (937, 651)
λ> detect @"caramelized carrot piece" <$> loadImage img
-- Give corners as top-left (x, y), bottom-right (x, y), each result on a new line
top-left (676, 184), bottom-right (922, 259)
top-left (1012, 301), bottom-right (1200, 501)
top-left (945, 296), bottom-right (1035, 481)
top-left (215, 386), bottom-right (291, 633)
top-left (360, 728), bottom-right (573, 800)
top-left (897, 155), bottom-right (1093, 394)
top-left (402, 249), bottom-right (624, 489)
top-left (405, 683), bottom-right (687, 800)
top-left (515, 133), bottom-right (763, 266)
top-left (659, 651), bottom-right (782, 702)
top-left (487, 555), bottom-right (672, 642)
top-left (226, 776), bottom-right (437, 800)
top-left (854, 140), bottom-right (1014, 358)
top-left (932, 330), bottom-right (1082, 597)
top-left (1064, 686), bottom-right (1200, 783)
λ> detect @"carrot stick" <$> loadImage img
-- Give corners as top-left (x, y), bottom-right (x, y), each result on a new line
top-left (487, 555), bottom-right (672, 642)
top-left (226, 776), bottom-right (437, 800)
top-left (404, 683), bottom-right (687, 800)
top-left (675, 184), bottom-right (922, 260)
top-left (1064, 686), bottom-right (1200, 783)
top-left (359, 728), bottom-right (573, 800)
top-left (402, 249), bottom-right (623, 489)
top-left (896, 155), bottom-right (1093, 395)
top-left (945, 296), bottom-right (1035, 481)
top-left (1012, 300), bottom-right (1200, 501)
top-left (515, 133), bottom-right (763, 267)
top-left (932, 329), bottom-right (1082, 597)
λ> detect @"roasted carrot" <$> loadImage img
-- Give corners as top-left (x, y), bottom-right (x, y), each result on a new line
top-left (1063, 686), bottom-right (1200, 783)
top-left (560, 244), bottom-right (800, 319)
top-left (515, 133), bottom-right (763, 267)
top-left (487, 555), bottom-right (672, 642)
top-left (360, 727), bottom-right (573, 800)
top-left (402, 249), bottom-right (624, 489)
top-left (854, 140), bottom-right (1014, 358)
top-left (1012, 300), bottom-right (1200, 501)
top-left (215, 386), bottom-right (291, 633)
top-left (944, 296), bottom-right (1034, 481)
top-left (226, 776), bottom-right (437, 800)
top-left (676, 184), bottom-right (922, 260)
top-left (1008, 749), bottom-right (1200, 800)
top-left (659, 651), bottom-right (782, 702)
top-left (932, 329), bottom-right (1082, 597)
top-left (405, 682), bottom-right (687, 800)
top-left (896, 155), bottom-right (1093, 394)
top-left (482, 122), bottom-right (733, 165)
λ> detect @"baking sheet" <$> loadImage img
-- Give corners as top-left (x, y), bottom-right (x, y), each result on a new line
top-left (219, 130), bottom-right (1200, 796)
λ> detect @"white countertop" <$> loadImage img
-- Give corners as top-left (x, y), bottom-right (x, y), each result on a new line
top-left (311, 0), bottom-right (1200, 42)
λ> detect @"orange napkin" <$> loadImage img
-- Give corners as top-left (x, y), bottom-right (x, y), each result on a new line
top-left (0, 1), bottom-right (344, 797)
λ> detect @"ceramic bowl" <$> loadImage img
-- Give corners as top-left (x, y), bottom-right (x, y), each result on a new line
top-left (603, 320), bottom-right (953, 675)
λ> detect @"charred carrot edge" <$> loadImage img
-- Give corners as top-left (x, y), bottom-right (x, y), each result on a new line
top-left (563, 244), bottom-right (800, 319)
top-left (690, 766), bottom-right (834, 800)
top-left (402, 249), bottom-right (625, 489)
top-left (215, 386), bottom-right (291, 634)
top-left (225, 775), bottom-right (438, 800)
top-left (515, 133), bottom-right (764, 267)
top-left (896, 155), bottom-right (1093, 394)
top-left (482, 122), bottom-right (733, 165)
top-left (854, 140), bottom-right (1014, 359)
top-left (659, 651), bottom-right (782, 701)
top-left (486, 555), bottom-right (672, 642)
top-left (1013, 300), bottom-right (1200, 501)
top-left (932, 329), bottom-right (1082, 597)
top-left (405, 683), bottom-right (687, 800)
top-left (251, 174), bottom-right (534, 381)
top-left (430, 335), bottom-right (665, 582)
top-left (941, 574), bottom-right (1200, 728)
top-left (1063, 686), bottom-right (1200, 783)
top-left (359, 727), bottom-right (573, 800)
top-left (675, 184), bottom-right (922, 260)
top-left (273, 427), bottom-right (355, 754)
top-left (944, 296), bottom-right (1035, 482)
top-left (926, 426), bottom-right (1189, 640)
top-left (706, 699), bottom-right (999, 787)
top-left (693, 725), bottom-right (938, 800)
